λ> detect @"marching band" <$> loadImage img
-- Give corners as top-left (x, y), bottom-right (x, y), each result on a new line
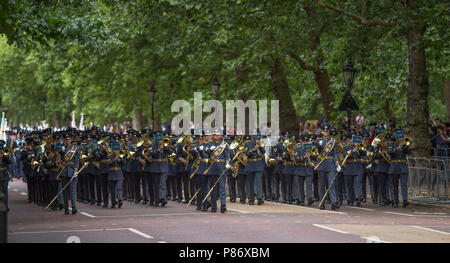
top-left (0, 123), bottom-right (412, 214)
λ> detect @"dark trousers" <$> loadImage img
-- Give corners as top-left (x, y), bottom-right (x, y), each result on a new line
top-left (313, 172), bottom-right (319, 200)
top-left (100, 173), bottom-right (110, 205)
top-left (194, 175), bottom-right (207, 209)
top-left (336, 172), bottom-right (345, 202)
top-left (177, 171), bottom-right (190, 201)
top-left (227, 174), bottom-right (237, 200)
top-left (109, 179), bottom-right (123, 205)
top-left (280, 173), bottom-right (288, 202)
top-left (61, 176), bottom-right (77, 210)
top-left (166, 175), bottom-right (176, 199)
top-left (298, 175), bottom-right (313, 202)
top-left (207, 174), bottom-right (220, 209)
top-left (361, 170), bottom-right (372, 200)
top-left (48, 181), bottom-right (58, 209)
top-left (238, 174), bottom-right (251, 202)
top-left (95, 174), bottom-right (103, 204)
top-left (272, 172), bottom-right (281, 200)
top-left (133, 172), bottom-right (142, 202)
top-left (263, 167), bottom-right (273, 200)
top-left (152, 173), bottom-right (161, 203)
top-left (377, 172), bottom-right (388, 203)
top-left (285, 174), bottom-right (294, 202)
top-left (390, 173), bottom-right (408, 204)
top-left (142, 172), bottom-right (153, 202)
top-left (344, 175), bottom-right (355, 202)
top-left (371, 172), bottom-right (380, 202)
top-left (86, 174), bottom-right (96, 203)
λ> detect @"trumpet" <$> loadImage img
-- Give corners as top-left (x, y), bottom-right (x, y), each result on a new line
top-left (119, 149), bottom-right (127, 159)
top-left (0, 147), bottom-right (11, 157)
top-left (162, 137), bottom-right (171, 148)
top-left (403, 136), bottom-right (412, 147)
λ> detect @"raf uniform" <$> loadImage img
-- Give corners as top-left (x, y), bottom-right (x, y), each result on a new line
top-left (0, 140), bottom-right (12, 211)
top-left (342, 134), bottom-right (365, 207)
top-left (96, 134), bottom-right (111, 207)
top-left (204, 129), bottom-right (230, 212)
top-left (192, 133), bottom-right (209, 211)
top-left (148, 132), bottom-right (169, 207)
top-left (373, 128), bottom-right (391, 206)
top-left (296, 135), bottom-right (315, 206)
top-left (387, 129), bottom-right (411, 208)
top-left (60, 134), bottom-right (80, 215)
top-left (282, 134), bottom-right (298, 204)
top-left (244, 131), bottom-right (265, 205)
top-left (272, 132), bottom-right (287, 203)
top-left (314, 124), bottom-right (340, 210)
top-left (108, 140), bottom-right (125, 208)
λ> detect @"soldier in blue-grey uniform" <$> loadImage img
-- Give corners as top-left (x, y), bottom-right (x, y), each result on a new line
top-left (373, 127), bottom-right (391, 207)
top-left (167, 136), bottom-right (178, 201)
top-left (296, 134), bottom-right (315, 206)
top-left (107, 139), bottom-right (125, 208)
top-left (176, 134), bottom-right (191, 203)
top-left (244, 129), bottom-right (265, 205)
top-left (192, 132), bottom-right (209, 211)
top-left (387, 128), bottom-right (411, 208)
top-left (60, 132), bottom-right (80, 215)
top-left (147, 132), bottom-right (170, 207)
top-left (0, 140), bottom-right (11, 212)
top-left (140, 130), bottom-right (154, 205)
top-left (360, 130), bottom-right (374, 203)
top-left (272, 131), bottom-right (287, 203)
top-left (282, 134), bottom-right (297, 204)
top-left (342, 133), bottom-right (365, 207)
top-left (44, 139), bottom-right (62, 211)
top-left (203, 128), bottom-right (230, 212)
top-left (314, 123), bottom-right (340, 210)
top-left (127, 130), bottom-right (142, 204)
top-left (233, 135), bottom-right (249, 204)
top-left (96, 133), bottom-right (111, 208)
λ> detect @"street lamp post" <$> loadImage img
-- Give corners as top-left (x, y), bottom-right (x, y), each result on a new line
top-left (148, 84), bottom-right (157, 131)
top-left (338, 58), bottom-right (359, 132)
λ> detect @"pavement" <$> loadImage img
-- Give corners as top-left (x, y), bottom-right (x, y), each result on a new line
top-left (5, 179), bottom-right (450, 243)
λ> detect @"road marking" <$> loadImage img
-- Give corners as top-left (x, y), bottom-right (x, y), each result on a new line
top-left (265, 201), bottom-right (347, 215)
top-left (313, 224), bottom-right (349, 234)
top-left (80, 212), bottom-right (96, 218)
top-left (127, 228), bottom-right (154, 239)
top-left (227, 208), bottom-right (251, 214)
top-left (410, 226), bottom-right (450, 235)
top-left (20, 192), bottom-right (27, 196)
top-left (157, 241), bottom-right (167, 243)
top-left (347, 206), bottom-right (374, 211)
top-left (13, 189), bottom-right (18, 192)
top-left (361, 236), bottom-right (391, 243)
top-left (92, 212), bottom-right (207, 218)
top-left (385, 211), bottom-right (450, 218)
top-left (9, 228), bottom-right (130, 235)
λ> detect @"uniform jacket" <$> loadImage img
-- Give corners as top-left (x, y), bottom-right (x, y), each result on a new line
top-left (314, 137), bottom-right (338, 172)
top-left (387, 142), bottom-right (410, 174)
top-left (244, 140), bottom-right (265, 173)
top-left (204, 140), bottom-right (230, 176)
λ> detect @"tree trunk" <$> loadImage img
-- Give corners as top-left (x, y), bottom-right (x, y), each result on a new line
top-left (314, 69), bottom-right (334, 119)
top-left (269, 56), bottom-right (298, 132)
top-left (443, 79), bottom-right (450, 123)
top-left (132, 105), bottom-right (146, 130)
top-left (53, 111), bottom-right (61, 128)
top-left (406, 23), bottom-right (432, 157)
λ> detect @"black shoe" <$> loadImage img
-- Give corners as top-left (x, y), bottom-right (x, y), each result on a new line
top-left (149, 201), bottom-right (154, 206)
top-left (221, 206), bottom-right (227, 213)
top-left (154, 202), bottom-right (160, 207)
top-left (281, 200), bottom-right (287, 203)
top-left (196, 206), bottom-right (202, 211)
top-left (257, 199), bottom-right (263, 205)
top-left (240, 199), bottom-right (246, 204)
top-left (178, 199), bottom-right (183, 203)
top-left (249, 201), bottom-right (254, 205)
top-left (356, 201), bottom-right (361, 207)
top-left (72, 208), bottom-right (78, 215)
top-left (230, 198), bottom-right (236, 203)
top-left (295, 199), bottom-right (300, 205)
top-left (111, 203), bottom-right (116, 208)
top-left (379, 202), bottom-right (386, 207)
top-left (373, 200), bottom-right (378, 204)
top-left (319, 204), bottom-right (325, 210)
top-left (182, 200), bottom-right (188, 204)
top-left (51, 206), bottom-right (57, 211)
top-left (331, 203), bottom-right (340, 210)
top-left (135, 200), bottom-right (141, 204)
top-left (326, 199), bottom-right (331, 204)
top-left (161, 199), bottom-right (167, 207)
top-left (143, 200), bottom-right (148, 205)
top-left (274, 198), bottom-right (279, 203)
top-left (386, 200), bottom-right (392, 205)
top-left (402, 201), bottom-right (409, 208)
top-left (211, 208), bottom-right (217, 213)
top-left (64, 209), bottom-right (70, 215)
top-left (90, 202), bottom-right (95, 205)
top-left (362, 198), bottom-right (367, 203)
top-left (299, 201), bottom-right (305, 206)
top-left (202, 206), bottom-right (208, 212)
top-left (118, 200), bottom-right (123, 208)
top-left (103, 203), bottom-right (108, 208)
top-left (287, 201), bottom-right (293, 205)
top-left (58, 204), bottom-right (64, 210)
top-left (393, 203), bottom-right (399, 208)
top-left (308, 199), bottom-right (314, 206)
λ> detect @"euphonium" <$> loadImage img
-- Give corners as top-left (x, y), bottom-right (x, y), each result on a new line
top-left (1, 147), bottom-right (11, 157)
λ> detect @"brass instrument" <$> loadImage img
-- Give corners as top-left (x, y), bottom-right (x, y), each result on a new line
top-left (136, 134), bottom-right (150, 148)
top-left (358, 142), bottom-right (366, 152)
top-left (371, 132), bottom-right (391, 164)
top-left (168, 152), bottom-right (177, 165)
top-left (403, 136), bottom-right (412, 147)
top-left (229, 136), bottom-right (243, 150)
top-left (162, 137), bottom-right (171, 148)
top-left (118, 149), bottom-right (127, 159)
top-left (231, 145), bottom-right (247, 178)
top-left (0, 147), bottom-right (11, 157)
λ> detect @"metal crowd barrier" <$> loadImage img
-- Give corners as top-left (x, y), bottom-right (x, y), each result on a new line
top-left (407, 156), bottom-right (449, 201)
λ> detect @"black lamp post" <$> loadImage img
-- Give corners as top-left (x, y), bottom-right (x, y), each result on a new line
top-left (339, 58), bottom-right (359, 132)
top-left (41, 98), bottom-right (47, 121)
top-left (211, 76), bottom-right (221, 100)
top-left (148, 83), bottom-right (157, 131)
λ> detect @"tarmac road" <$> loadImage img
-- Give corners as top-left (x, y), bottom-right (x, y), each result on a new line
top-left (5, 179), bottom-right (450, 243)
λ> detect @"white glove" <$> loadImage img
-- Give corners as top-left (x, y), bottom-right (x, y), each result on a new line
top-left (225, 162), bottom-right (231, 170)
top-left (199, 145), bottom-right (204, 151)
top-left (319, 140), bottom-right (323, 146)
top-left (210, 145), bottom-right (216, 151)
top-left (73, 173), bottom-right (79, 178)
top-left (336, 165), bottom-right (342, 173)
top-left (366, 164), bottom-right (372, 169)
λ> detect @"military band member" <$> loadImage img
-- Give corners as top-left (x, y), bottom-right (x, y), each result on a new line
top-left (314, 124), bottom-right (340, 210)
top-left (244, 130), bottom-right (265, 205)
top-left (0, 140), bottom-right (11, 212)
top-left (148, 132), bottom-right (169, 207)
top-left (373, 127), bottom-right (391, 207)
top-left (61, 133), bottom-right (80, 215)
top-left (361, 130), bottom-right (373, 203)
top-left (97, 134), bottom-right (111, 207)
top-left (343, 133), bottom-right (365, 207)
top-left (176, 134), bottom-right (191, 203)
top-left (193, 132), bottom-right (209, 211)
top-left (296, 134), bottom-right (315, 206)
top-left (388, 128), bottom-right (411, 208)
top-left (273, 131), bottom-right (287, 203)
top-left (108, 139), bottom-right (124, 208)
top-left (167, 136), bottom-right (178, 201)
top-left (282, 134), bottom-right (297, 205)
